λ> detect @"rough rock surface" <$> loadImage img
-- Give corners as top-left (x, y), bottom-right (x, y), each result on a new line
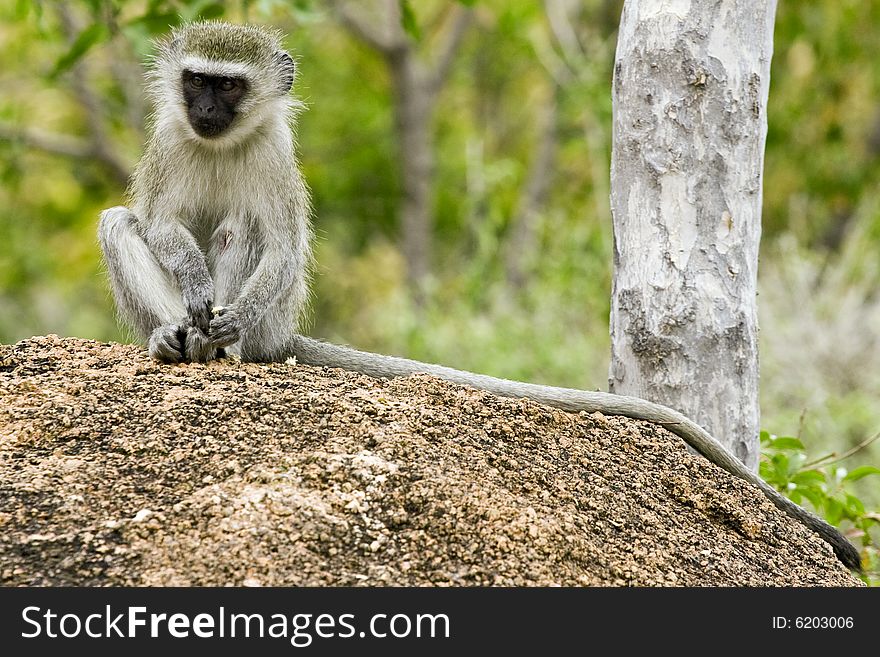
top-left (0, 336), bottom-right (860, 586)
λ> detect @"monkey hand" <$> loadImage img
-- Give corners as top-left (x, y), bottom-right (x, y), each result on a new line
top-left (183, 282), bottom-right (214, 332)
top-left (209, 305), bottom-right (243, 348)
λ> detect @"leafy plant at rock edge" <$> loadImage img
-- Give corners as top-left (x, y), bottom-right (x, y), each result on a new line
top-left (760, 430), bottom-right (880, 584)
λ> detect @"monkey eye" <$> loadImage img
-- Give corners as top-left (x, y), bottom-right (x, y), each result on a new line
top-left (218, 78), bottom-right (237, 92)
top-left (190, 74), bottom-right (205, 88)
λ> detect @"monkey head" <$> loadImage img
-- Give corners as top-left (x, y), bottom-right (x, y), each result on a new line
top-left (150, 21), bottom-right (296, 146)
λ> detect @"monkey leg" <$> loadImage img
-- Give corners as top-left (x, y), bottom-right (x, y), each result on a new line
top-left (98, 206), bottom-right (215, 363)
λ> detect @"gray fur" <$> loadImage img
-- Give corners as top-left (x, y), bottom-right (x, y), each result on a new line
top-left (98, 22), bottom-right (860, 571)
top-left (100, 22), bottom-right (312, 364)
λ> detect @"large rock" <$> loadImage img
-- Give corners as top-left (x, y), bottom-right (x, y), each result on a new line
top-left (0, 336), bottom-right (860, 586)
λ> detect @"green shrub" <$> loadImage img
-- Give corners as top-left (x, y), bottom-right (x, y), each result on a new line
top-left (760, 430), bottom-right (880, 583)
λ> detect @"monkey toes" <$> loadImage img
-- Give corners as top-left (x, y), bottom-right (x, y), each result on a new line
top-left (184, 325), bottom-right (217, 363)
top-left (148, 324), bottom-right (186, 363)
top-left (148, 324), bottom-right (217, 363)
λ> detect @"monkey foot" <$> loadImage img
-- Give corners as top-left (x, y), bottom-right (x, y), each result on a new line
top-left (148, 324), bottom-right (220, 363)
top-left (148, 324), bottom-right (186, 363)
top-left (184, 326), bottom-right (217, 363)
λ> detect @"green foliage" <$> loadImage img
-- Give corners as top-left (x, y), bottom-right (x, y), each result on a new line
top-left (310, 218), bottom-right (611, 389)
top-left (179, 0), bottom-right (226, 22)
top-left (766, 0), bottom-right (880, 247)
top-left (398, 0), bottom-right (421, 41)
top-left (50, 22), bottom-right (109, 78)
top-left (760, 431), bottom-right (880, 583)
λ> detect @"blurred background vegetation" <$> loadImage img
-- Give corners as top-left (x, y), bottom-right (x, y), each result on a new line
top-left (1, 0), bottom-right (878, 557)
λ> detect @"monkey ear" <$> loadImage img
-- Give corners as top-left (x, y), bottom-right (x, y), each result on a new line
top-left (275, 51), bottom-right (296, 93)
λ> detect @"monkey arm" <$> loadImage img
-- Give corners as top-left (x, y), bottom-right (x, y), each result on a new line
top-left (210, 242), bottom-right (303, 346)
top-left (236, 243), bottom-right (301, 322)
top-left (140, 220), bottom-right (215, 331)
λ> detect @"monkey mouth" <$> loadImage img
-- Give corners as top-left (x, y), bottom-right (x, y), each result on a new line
top-left (191, 121), bottom-right (229, 138)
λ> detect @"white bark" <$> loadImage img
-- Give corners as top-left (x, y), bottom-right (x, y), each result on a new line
top-left (609, 0), bottom-right (778, 470)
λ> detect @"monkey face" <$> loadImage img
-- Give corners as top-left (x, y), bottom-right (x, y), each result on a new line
top-left (181, 70), bottom-right (249, 138)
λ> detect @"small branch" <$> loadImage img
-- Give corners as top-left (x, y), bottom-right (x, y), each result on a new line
top-left (330, 0), bottom-right (405, 55)
top-left (796, 408), bottom-right (808, 442)
top-left (543, 0), bottom-right (586, 64)
top-left (802, 429), bottom-right (880, 469)
top-left (0, 123), bottom-right (92, 159)
top-left (426, 4), bottom-right (473, 94)
top-left (530, 25), bottom-right (575, 87)
top-left (54, 4), bottom-right (131, 185)
top-left (0, 122), bottom-right (130, 186)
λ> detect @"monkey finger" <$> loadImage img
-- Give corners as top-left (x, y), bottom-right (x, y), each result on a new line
top-left (196, 306), bottom-right (213, 331)
top-left (209, 311), bottom-right (241, 345)
top-left (184, 295), bottom-right (213, 330)
top-left (209, 324), bottom-right (241, 347)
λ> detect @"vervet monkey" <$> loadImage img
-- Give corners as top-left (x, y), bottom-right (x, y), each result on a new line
top-left (98, 22), bottom-right (860, 571)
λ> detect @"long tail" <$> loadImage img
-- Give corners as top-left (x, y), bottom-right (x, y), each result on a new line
top-left (287, 335), bottom-right (862, 571)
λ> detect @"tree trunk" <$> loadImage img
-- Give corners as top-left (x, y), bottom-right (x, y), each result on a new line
top-left (609, 0), bottom-right (778, 470)
top-left (390, 54), bottom-right (434, 300)
top-left (330, 1), bottom-right (472, 299)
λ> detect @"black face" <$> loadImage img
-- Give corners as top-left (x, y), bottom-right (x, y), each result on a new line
top-left (181, 70), bottom-right (248, 138)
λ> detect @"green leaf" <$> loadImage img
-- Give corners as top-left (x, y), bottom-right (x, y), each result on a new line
top-left (399, 0), bottom-right (421, 41)
top-left (50, 23), bottom-right (108, 79)
top-left (760, 430), bottom-right (771, 444)
top-left (825, 498), bottom-right (844, 526)
top-left (456, 0), bottom-right (477, 6)
top-left (768, 436), bottom-right (804, 451)
top-left (125, 12), bottom-right (181, 36)
top-left (14, 0), bottom-right (32, 19)
top-left (195, 3), bottom-right (226, 20)
top-left (844, 493), bottom-right (865, 516)
top-left (842, 466), bottom-right (880, 482)
top-left (791, 470), bottom-right (826, 485)
top-left (797, 487), bottom-right (825, 511)
top-left (773, 453), bottom-right (792, 480)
